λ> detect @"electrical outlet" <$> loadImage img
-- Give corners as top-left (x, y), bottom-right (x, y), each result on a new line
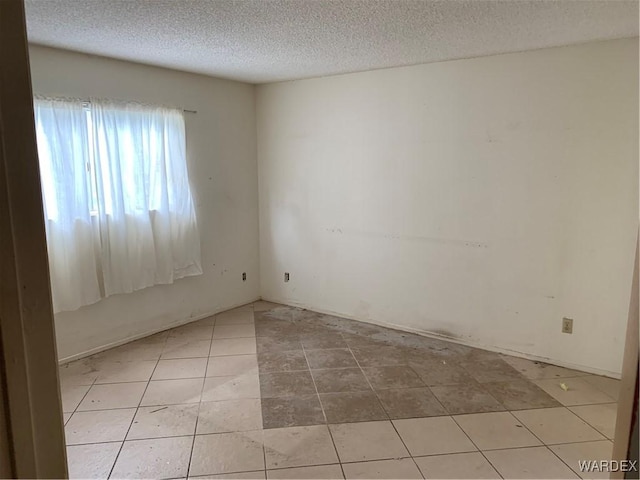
top-left (284, 272), bottom-right (290, 282)
top-left (562, 317), bottom-right (573, 334)
top-left (242, 272), bottom-right (246, 281)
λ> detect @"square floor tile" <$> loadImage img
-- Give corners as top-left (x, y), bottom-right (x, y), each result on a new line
top-left (62, 385), bottom-right (91, 413)
top-left (549, 440), bottom-right (613, 479)
top-left (202, 374), bottom-right (260, 401)
top-left (300, 333), bottom-right (347, 350)
top-left (258, 351), bottom-right (308, 373)
top-left (410, 361), bottom-right (475, 386)
top-left (302, 326), bottom-right (341, 339)
top-left (350, 347), bottom-right (408, 366)
top-left (262, 395), bottom-right (325, 429)
top-left (305, 349), bottom-right (357, 369)
top-left (255, 318), bottom-right (299, 338)
top-left (127, 404), bottom-right (199, 439)
top-left (501, 356), bottom-right (589, 380)
top-left (207, 354), bottom-right (258, 377)
top-left (329, 421), bottom-right (408, 462)
top-left (94, 360), bottom-right (157, 384)
top-left (67, 442), bottom-right (121, 479)
top-left (334, 330), bottom-right (392, 349)
top-left (211, 338), bottom-right (257, 356)
top-left (534, 378), bottom-right (616, 406)
top-left (263, 425), bottom-right (338, 469)
top-left (430, 382), bottom-right (505, 414)
top-left (569, 403), bottom-right (618, 438)
top-left (459, 358), bottom-right (525, 383)
top-left (483, 379), bottom-right (561, 410)
top-left (582, 375), bottom-right (621, 401)
top-left (376, 387), bottom-right (447, 419)
top-left (513, 407), bottom-right (605, 444)
top-left (342, 458), bottom-right (422, 479)
top-left (152, 358), bottom-right (208, 380)
top-left (77, 382), bottom-right (146, 411)
top-left (197, 399), bottom-right (263, 434)
top-left (454, 411), bottom-right (541, 450)
top-left (393, 416), bottom-right (476, 456)
top-left (141, 378), bottom-right (204, 406)
top-left (361, 366), bottom-right (424, 390)
top-left (414, 452), bottom-right (500, 479)
top-left (257, 336), bottom-right (303, 353)
top-left (65, 408), bottom-right (136, 445)
top-left (484, 446), bottom-right (579, 479)
top-left (260, 371), bottom-right (316, 398)
top-left (214, 324), bottom-right (256, 339)
top-left (268, 464), bottom-right (343, 479)
top-left (111, 436), bottom-right (193, 479)
top-left (190, 431), bottom-right (265, 476)
top-left (311, 368), bottom-right (371, 394)
top-left (319, 391), bottom-right (388, 423)
top-left (162, 338), bottom-right (212, 359)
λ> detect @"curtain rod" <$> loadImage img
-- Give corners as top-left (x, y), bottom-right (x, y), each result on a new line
top-left (75, 98), bottom-right (197, 114)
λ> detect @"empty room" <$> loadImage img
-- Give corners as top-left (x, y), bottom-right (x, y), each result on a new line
top-left (0, 0), bottom-right (638, 478)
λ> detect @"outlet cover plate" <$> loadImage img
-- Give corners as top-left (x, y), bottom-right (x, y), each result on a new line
top-left (562, 317), bottom-right (573, 334)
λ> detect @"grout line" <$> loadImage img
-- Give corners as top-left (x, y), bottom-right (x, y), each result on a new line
top-left (348, 343), bottom-right (426, 479)
top-left (482, 437), bottom-right (613, 450)
top-left (506, 410), bottom-right (580, 475)
top-left (511, 405), bottom-right (610, 439)
top-left (546, 446), bottom-right (594, 478)
top-left (344, 340), bottom-right (389, 420)
top-left (388, 422), bottom-right (426, 479)
top-left (69, 433), bottom-right (193, 448)
top-left (512, 406), bottom-right (610, 477)
top-left (75, 421), bottom-right (614, 450)
top-left (449, 414), bottom-right (507, 478)
top-left (65, 383), bottom-right (93, 418)
top-left (250, 305), bottom-right (269, 480)
top-left (106, 331), bottom-right (169, 479)
top-left (297, 318), bottom-right (328, 422)
top-left (185, 317), bottom-right (216, 479)
top-left (295, 310), bottom-right (345, 479)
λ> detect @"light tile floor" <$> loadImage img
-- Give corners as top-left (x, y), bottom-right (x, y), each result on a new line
top-left (60, 301), bottom-right (620, 479)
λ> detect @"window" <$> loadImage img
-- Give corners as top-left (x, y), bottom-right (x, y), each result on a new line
top-left (34, 96), bottom-right (202, 313)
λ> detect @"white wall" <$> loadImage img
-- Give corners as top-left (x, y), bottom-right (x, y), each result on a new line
top-left (257, 38), bottom-right (639, 377)
top-left (29, 46), bottom-right (260, 361)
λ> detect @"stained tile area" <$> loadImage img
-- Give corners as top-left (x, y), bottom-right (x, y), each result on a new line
top-left (59, 302), bottom-right (621, 479)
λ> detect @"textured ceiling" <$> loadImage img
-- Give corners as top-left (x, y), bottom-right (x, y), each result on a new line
top-left (25, 0), bottom-right (639, 84)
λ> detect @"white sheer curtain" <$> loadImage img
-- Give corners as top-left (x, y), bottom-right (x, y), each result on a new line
top-left (34, 98), bottom-right (102, 311)
top-left (34, 97), bottom-right (202, 313)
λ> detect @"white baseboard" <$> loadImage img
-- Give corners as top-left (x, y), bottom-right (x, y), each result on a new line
top-left (261, 296), bottom-right (621, 379)
top-left (58, 297), bottom-right (260, 365)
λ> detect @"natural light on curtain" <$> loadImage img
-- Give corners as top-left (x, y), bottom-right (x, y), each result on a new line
top-left (34, 96), bottom-right (202, 313)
